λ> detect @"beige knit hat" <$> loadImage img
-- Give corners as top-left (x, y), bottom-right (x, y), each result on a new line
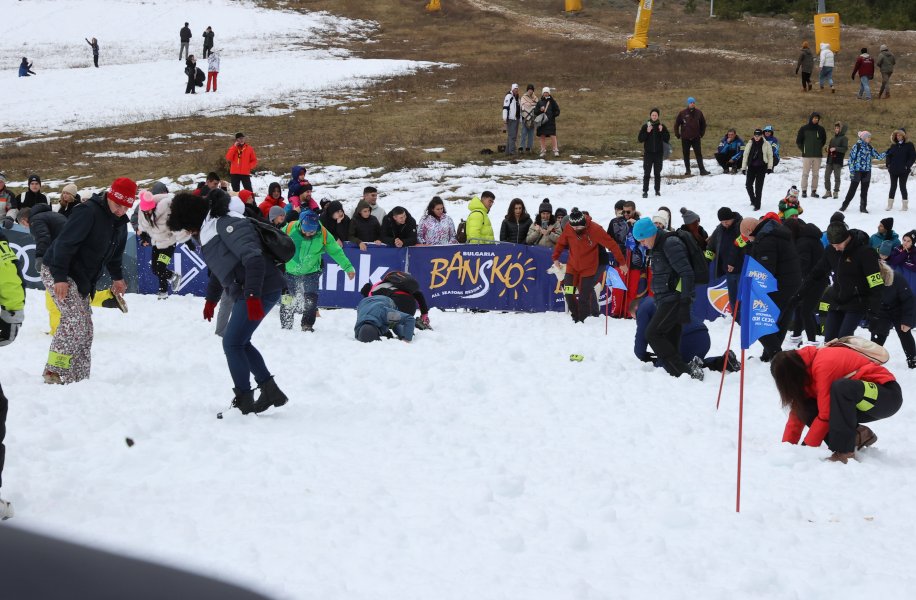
top-left (61, 183), bottom-right (78, 196)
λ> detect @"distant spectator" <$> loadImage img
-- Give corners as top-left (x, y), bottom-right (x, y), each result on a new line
top-left (823, 122), bottom-right (848, 199)
top-left (85, 37), bottom-right (99, 68)
top-left (841, 131), bottom-right (887, 213)
top-left (653, 206), bottom-right (674, 232)
top-left (287, 165), bottom-right (309, 199)
top-left (349, 200), bottom-right (382, 251)
top-left (763, 125), bottom-right (781, 168)
top-left (319, 200), bottom-right (350, 246)
top-left (206, 50), bottom-right (219, 92)
top-left (705, 206), bottom-right (744, 310)
top-left (361, 186), bottom-right (386, 223)
top-left (795, 41), bottom-right (814, 91)
top-left (678, 207), bottom-right (708, 252)
top-left (674, 96), bottom-right (708, 176)
top-left (885, 129), bottom-right (915, 211)
top-left (502, 83), bottom-right (520, 156)
top-left (777, 186), bottom-right (803, 220)
top-left (851, 47), bottom-right (875, 101)
top-left (534, 87), bottom-right (560, 158)
top-left (500, 198), bottom-right (532, 244)
top-left (8, 175), bottom-right (48, 221)
top-left (417, 196), bottom-right (457, 245)
top-left (466, 191), bottom-right (495, 243)
top-left (818, 42), bottom-right (835, 92)
top-left (380, 206), bottom-right (418, 248)
top-left (714, 129), bottom-right (743, 174)
top-left (267, 206), bottom-right (286, 227)
top-left (876, 44), bottom-right (896, 99)
top-left (18, 58), bottom-right (35, 77)
top-left (225, 133), bottom-right (257, 192)
top-left (0, 175), bottom-right (14, 220)
top-left (179, 22), bottom-right (192, 60)
top-left (638, 108), bottom-right (670, 198)
top-left (741, 128), bottom-right (774, 211)
top-left (184, 55), bottom-right (197, 94)
top-left (57, 183), bottom-right (80, 218)
top-left (526, 201), bottom-right (561, 248)
top-left (237, 190), bottom-right (264, 222)
top-left (258, 183), bottom-right (286, 219)
top-left (202, 26), bottom-right (215, 58)
top-left (519, 84), bottom-right (538, 154)
top-left (870, 218), bottom-right (900, 251)
top-left (795, 112), bottom-right (826, 198)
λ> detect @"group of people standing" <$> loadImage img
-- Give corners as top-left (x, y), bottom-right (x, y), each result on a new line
top-left (502, 84), bottom-right (560, 158)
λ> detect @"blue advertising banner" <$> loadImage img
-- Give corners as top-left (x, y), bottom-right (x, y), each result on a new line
top-left (406, 244), bottom-right (563, 312)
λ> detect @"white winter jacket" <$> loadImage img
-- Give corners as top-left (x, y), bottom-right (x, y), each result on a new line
top-left (208, 53), bottom-right (220, 72)
top-left (137, 194), bottom-right (192, 249)
top-left (819, 43), bottom-right (834, 68)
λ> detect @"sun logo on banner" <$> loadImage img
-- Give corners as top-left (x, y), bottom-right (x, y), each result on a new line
top-left (498, 252), bottom-right (537, 300)
top-left (707, 279), bottom-right (732, 316)
top-left (429, 250), bottom-right (539, 300)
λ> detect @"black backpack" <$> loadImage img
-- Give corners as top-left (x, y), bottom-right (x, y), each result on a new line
top-left (456, 220), bottom-right (468, 243)
top-left (673, 230), bottom-right (710, 285)
top-left (382, 270), bottom-right (420, 295)
top-left (247, 217), bottom-right (295, 268)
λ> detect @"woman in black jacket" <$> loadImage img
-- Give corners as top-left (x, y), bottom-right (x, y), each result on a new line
top-left (184, 55), bottom-right (197, 94)
top-left (785, 219), bottom-right (827, 345)
top-left (637, 108), bottom-right (670, 198)
top-left (534, 87), bottom-right (560, 158)
top-left (499, 198), bottom-right (532, 244)
top-left (885, 129), bottom-right (916, 210)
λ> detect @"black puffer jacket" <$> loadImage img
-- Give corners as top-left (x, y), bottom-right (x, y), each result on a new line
top-left (349, 200), bottom-right (381, 243)
top-left (637, 120), bottom-right (671, 155)
top-left (649, 229), bottom-right (695, 304)
top-left (500, 215), bottom-right (532, 244)
top-left (27, 203), bottom-right (67, 258)
top-left (319, 201), bottom-right (349, 243)
top-left (706, 212), bottom-right (743, 277)
top-left (876, 266), bottom-right (915, 328)
top-left (795, 221), bottom-right (827, 286)
top-left (810, 229), bottom-right (884, 313)
top-left (380, 208), bottom-right (418, 247)
top-left (11, 190), bottom-right (48, 214)
top-left (748, 218), bottom-right (802, 307)
top-left (44, 192), bottom-right (128, 297)
top-left (886, 141), bottom-right (916, 176)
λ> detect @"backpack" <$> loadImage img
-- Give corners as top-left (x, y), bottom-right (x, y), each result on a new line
top-left (673, 230), bottom-right (710, 285)
top-left (382, 270), bottom-right (420, 295)
top-left (825, 336), bottom-right (890, 365)
top-left (248, 217), bottom-right (295, 267)
top-left (456, 219), bottom-right (468, 243)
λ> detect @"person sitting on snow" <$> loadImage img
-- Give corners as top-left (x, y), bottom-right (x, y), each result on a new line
top-left (354, 295), bottom-right (415, 343)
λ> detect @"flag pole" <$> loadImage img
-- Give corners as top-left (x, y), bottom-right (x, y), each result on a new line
top-left (736, 347), bottom-right (746, 513)
top-left (605, 281), bottom-right (610, 335)
top-left (716, 300), bottom-right (740, 410)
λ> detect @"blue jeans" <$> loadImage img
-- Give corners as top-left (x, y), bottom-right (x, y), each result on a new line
top-left (823, 309), bottom-right (864, 342)
top-left (818, 66), bottom-right (833, 88)
top-left (280, 272), bottom-right (320, 329)
top-left (857, 75), bottom-right (871, 99)
top-left (222, 290), bottom-right (281, 391)
top-left (520, 124), bottom-right (534, 150)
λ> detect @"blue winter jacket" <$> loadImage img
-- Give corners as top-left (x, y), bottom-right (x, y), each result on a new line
top-left (634, 296), bottom-right (710, 366)
top-left (848, 139), bottom-right (887, 174)
top-left (288, 165), bottom-right (307, 199)
top-left (717, 135), bottom-right (744, 161)
top-left (354, 295), bottom-right (415, 341)
top-left (766, 134), bottom-right (781, 166)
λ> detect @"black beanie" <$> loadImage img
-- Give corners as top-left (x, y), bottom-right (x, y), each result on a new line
top-left (829, 211), bottom-right (845, 224)
top-left (826, 222), bottom-right (850, 244)
top-left (881, 217), bottom-right (894, 231)
top-left (717, 207), bottom-right (735, 222)
top-left (567, 208), bottom-right (586, 227)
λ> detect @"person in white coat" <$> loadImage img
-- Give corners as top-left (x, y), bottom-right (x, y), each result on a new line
top-left (206, 50), bottom-right (220, 93)
top-left (136, 190), bottom-right (192, 298)
top-left (818, 43), bottom-right (835, 93)
top-left (502, 83), bottom-right (520, 156)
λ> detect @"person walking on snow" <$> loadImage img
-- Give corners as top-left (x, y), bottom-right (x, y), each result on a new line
top-left (852, 47), bottom-right (876, 101)
top-left (85, 38), bottom-right (99, 68)
top-left (41, 178), bottom-right (135, 385)
top-left (796, 41), bottom-right (814, 92)
top-left (876, 44), bottom-right (896, 99)
top-left (818, 42), bottom-right (835, 92)
top-left (885, 129), bottom-right (915, 211)
top-left (502, 83), bottom-right (520, 156)
top-left (674, 97), bottom-right (708, 176)
top-left (206, 50), bottom-right (220, 92)
top-left (179, 22), bottom-right (192, 60)
top-left (823, 122), bottom-right (848, 199)
top-left (840, 131), bottom-right (887, 213)
top-left (795, 112), bottom-right (826, 198)
top-left (638, 108), bottom-right (670, 198)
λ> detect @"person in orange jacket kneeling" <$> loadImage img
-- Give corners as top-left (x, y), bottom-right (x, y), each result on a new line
top-left (771, 343), bottom-right (903, 463)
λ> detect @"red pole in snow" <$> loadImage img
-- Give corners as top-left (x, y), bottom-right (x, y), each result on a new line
top-left (716, 301), bottom-right (740, 410)
top-left (605, 283), bottom-right (610, 335)
top-left (736, 347), bottom-right (746, 513)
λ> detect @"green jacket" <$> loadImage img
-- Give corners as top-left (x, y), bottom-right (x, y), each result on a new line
top-left (0, 232), bottom-right (25, 311)
top-left (284, 224), bottom-right (354, 276)
top-left (465, 197), bottom-right (494, 243)
top-left (795, 113), bottom-right (827, 158)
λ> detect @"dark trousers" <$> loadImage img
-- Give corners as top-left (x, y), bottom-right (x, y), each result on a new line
top-left (842, 171), bottom-right (871, 210)
top-left (889, 172), bottom-right (909, 200)
top-left (871, 322), bottom-right (916, 360)
top-left (824, 162), bottom-right (843, 193)
top-left (563, 273), bottom-right (598, 323)
top-left (92, 54), bottom-right (99, 68)
top-left (280, 273), bottom-right (320, 329)
top-left (823, 309), bottom-right (863, 342)
top-left (759, 329), bottom-right (788, 361)
top-left (0, 383), bottom-right (7, 488)
top-left (203, 45), bottom-right (212, 59)
top-left (151, 245), bottom-right (176, 293)
top-left (222, 291), bottom-right (281, 392)
top-left (801, 71), bottom-right (812, 89)
top-left (646, 299), bottom-right (689, 377)
top-left (681, 138), bottom-right (706, 174)
top-left (230, 174), bottom-right (253, 192)
top-left (185, 73), bottom-right (195, 94)
top-left (792, 282), bottom-right (827, 341)
top-left (714, 153), bottom-right (738, 172)
top-left (726, 272), bottom-right (740, 312)
top-left (745, 167), bottom-right (766, 209)
top-left (828, 379), bottom-right (902, 453)
top-left (643, 152), bottom-right (663, 193)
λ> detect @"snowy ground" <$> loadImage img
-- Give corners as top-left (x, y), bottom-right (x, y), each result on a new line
top-left (6, 156), bottom-right (916, 599)
top-left (1, 0), bottom-right (437, 135)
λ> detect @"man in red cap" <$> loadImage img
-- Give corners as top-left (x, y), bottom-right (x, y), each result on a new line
top-left (40, 177), bottom-right (135, 384)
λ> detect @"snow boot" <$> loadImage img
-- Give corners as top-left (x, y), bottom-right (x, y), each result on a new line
top-left (786, 334), bottom-right (802, 349)
top-left (725, 350), bottom-right (741, 372)
top-left (802, 190), bottom-right (807, 198)
top-left (157, 291), bottom-right (168, 300)
top-left (903, 200), bottom-right (909, 211)
top-left (823, 190), bottom-right (832, 199)
top-left (42, 371), bottom-right (63, 385)
top-left (253, 377), bottom-right (288, 414)
top-left (687, 356), bottom-right (705, 381)
top-left (231, 388), bottom-right (256, 415)
top-left (827, 451), bottom-right (854, 464)
top-left (887, 198), bottom-right (894, 211)
top-left (907, 356), bottom-right (916, 369)
top-left (811, 191), bottom-right (820, 198)
top-left (0, 497), bottom-right (13, 520)
top-left (855, 425), bottom-right (878, 450)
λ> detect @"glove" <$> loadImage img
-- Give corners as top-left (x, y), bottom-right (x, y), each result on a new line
top-left (678, 302), bottom-right (692, 324)
top-left (203, 300), bottom-right (217, 321)
top-left (2, 217), bottom-right (13, 229)
top-left (246, 296), bottom-right (265, 321)
top-left (766, 169), bottom-right (773, 174)
top-left (184, 239), bottom-right (196, 252)
top-left (0, 308), bottom-right (24, 347)
top-left (416, 313), bottom-right (432, 330)
top-left (741, 169), bottom-right (747, 175)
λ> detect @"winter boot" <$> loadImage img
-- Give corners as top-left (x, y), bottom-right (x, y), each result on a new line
top-left (903, 200), bottom-right (909, 212)
top-left (101, 293), bottom-right (128, 313)
top-left (687, 356), bottom-right (705, 381)
top-left (0, 497), bottom-right (13, 520)
top-left (42, 371), bottom-right (63, 385)
top-left (802, 190), bottom-right (808, 198)
top-left (725, 350), bottom-right (741, 372)
top-left (907, 356), bottom-right (916, 369)
top-left (887, 198), bottom-right (894, 211)
top-left (827, 451), bottom-right (854, 464)
top-left (855, 425), bottom-right (878, 450)
top-left (823, 190), bottom-right (832, 199)
top-left (157, 291), bottom-right (168, 300)
top-left (231, 388), bottom-right (256, 415)
top-left (253, 377), bottom-right (288, 414)
top-left (786, 334), bottom-right (802, 349)
top-left (811, 191), bottom-right (820, 198)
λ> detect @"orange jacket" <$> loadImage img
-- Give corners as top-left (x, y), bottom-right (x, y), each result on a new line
top-left (552, 219), bottom-right (626, 279)
top-left (225, 143), bottom-right (258, 175)
top-left (782, 345), bottom-right (895, 447)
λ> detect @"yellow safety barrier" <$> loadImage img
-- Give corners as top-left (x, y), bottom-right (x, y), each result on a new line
top-left (626, 0), bottom-right (654, 51)
top-left (814, 13), bottom-right (841, 54)
top-left (565, 0), bottom-right (582, 12)
top-left (426, 0), bottom-right (441, 12)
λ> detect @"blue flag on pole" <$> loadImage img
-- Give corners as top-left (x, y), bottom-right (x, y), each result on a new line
top-left (739, 256), bottom-right (781, 349)
top-left (605, 266), bottom-right (628, 291)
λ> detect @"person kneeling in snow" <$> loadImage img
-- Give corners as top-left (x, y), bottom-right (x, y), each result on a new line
top-left (354, 295), bottom-right (415, 343)
top-left (771, 342), bottom-right (902, 463)
top-left (632, 296), bottom-right (739, 374)
top-left (167, 190), bottom-right (288, 415)
top-left (360, 270), bottom-right (432, 330)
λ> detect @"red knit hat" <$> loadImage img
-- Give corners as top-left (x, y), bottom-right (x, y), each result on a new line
top-left (107, 177), bottom-right (137, 207)
top-left (238, 189), bottom-right (254, 202)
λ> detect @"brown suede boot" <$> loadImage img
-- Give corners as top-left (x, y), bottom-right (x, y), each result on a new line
top-left (856, 425), bottom-right (878, 450)
top-left (827, 451), bottom-right (855, 464)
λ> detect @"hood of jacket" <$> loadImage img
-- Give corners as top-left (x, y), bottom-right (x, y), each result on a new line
top-left (835, 122), bottom-right (848, 137)
top-left (354, 199), bottom-right (373, 220)
top-left (468, 196), bottom-right (489, 214)
top-left (30, 202), bottom-right (52, 217)
top-left (290, 165), bottom-right (306, 181)
top-left (801, 221), bottom-right (823, 241)
top-left (807, 112), bottom-right (822, 127)
top-left (323, 200), bottom-right (343, 217)
top-left (820, 43), bottom-right (831, 52)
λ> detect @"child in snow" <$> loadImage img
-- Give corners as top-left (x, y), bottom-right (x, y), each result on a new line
top-left (136, 189), bottom-right (192, 299)
top-left (280, 210), bottom-right (355, 332)
top-left (18, 58), bottom-right (35, 77)
top-left (778, 186), bottom-right (804, 219)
